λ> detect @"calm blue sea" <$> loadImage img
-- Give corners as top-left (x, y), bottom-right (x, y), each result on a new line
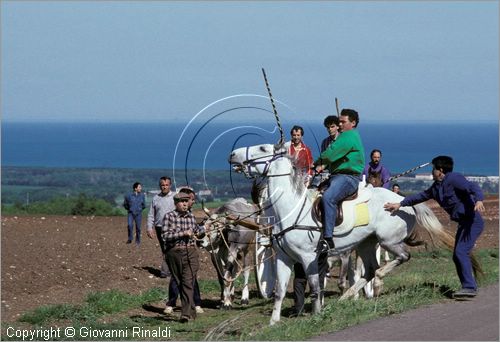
top-left (1, 121), bottom-right (498, 176)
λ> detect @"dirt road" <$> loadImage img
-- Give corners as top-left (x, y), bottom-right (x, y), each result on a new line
top-left (311, 283), bottom-right (499, 341)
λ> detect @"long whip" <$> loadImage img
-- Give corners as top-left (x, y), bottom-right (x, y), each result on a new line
top-left (389, 162), bottom-right (430, 181)
top-left (335, 97), bottom-right (340, 116)
top-left (261, 68), bottom-right (284, 144)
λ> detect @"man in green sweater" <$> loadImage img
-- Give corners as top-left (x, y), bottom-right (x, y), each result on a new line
top-left (315, 109), bottom-right (365, 252)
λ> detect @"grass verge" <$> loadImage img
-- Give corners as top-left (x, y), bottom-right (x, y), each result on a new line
top-left (2, 249), bottom-right (498, 341)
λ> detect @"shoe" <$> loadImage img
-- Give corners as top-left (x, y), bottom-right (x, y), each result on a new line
top-left (163, 306), bottom-right (174, 314)
top-left (453, 288), bottom-right (477, 298)
top-left (159, 273), bottom-right (168, 278)
top-left (195, 306), bottom-right (204, 314)
top-left (126, 240), bottom-right (132, 244)
top-left (179, 316), bottom-right (190, 323)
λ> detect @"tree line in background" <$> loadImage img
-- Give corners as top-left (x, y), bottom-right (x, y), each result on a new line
top-left (1, 166), bottom-right (252, 215)
top-left (2, 166), bottom-right (498, 216)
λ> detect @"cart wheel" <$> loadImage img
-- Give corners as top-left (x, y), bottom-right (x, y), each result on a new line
top-left (254, 232), bottom-right (275, 299)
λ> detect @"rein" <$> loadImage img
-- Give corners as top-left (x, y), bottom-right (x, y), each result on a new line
top-left (242, 147), bottom-right (290, 179)
top-left (204, 209), bottom-right (276, 284)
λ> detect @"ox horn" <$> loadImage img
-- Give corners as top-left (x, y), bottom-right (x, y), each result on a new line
top-left (201, 200), bottom-right (211, 216)
top-left (261, 68), bottom-right (284, 145)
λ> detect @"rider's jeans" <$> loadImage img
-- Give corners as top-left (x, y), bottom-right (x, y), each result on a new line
top-left (322, 174), bottom-right (360, 238)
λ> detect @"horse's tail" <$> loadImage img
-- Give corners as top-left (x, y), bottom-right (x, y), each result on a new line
top-left (413, 203), bottom-right (484, 279)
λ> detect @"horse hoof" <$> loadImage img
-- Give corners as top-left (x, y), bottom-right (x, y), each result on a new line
top-left (241, 299), bottom-right (249, 305)
top-left (221, 304), bottom-right (232, 310)
top-left (269, 318), bottom-right (279, 326)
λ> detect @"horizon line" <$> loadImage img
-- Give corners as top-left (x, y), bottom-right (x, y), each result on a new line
top-left (3, 118), bottom-right (499, 125)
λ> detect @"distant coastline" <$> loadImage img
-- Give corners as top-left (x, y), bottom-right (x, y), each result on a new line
top-left (2, 121), bottom-right (498, 176)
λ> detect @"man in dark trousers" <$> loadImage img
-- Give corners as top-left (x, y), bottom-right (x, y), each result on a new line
top-left (384, 155), bottom-right (485, 298)
top-left (164, 187), bottom-right (204, 315)
top-left (123, 182), bottom-right (146, 245)
top-left (162, 192), bottom-right (206, 322)
top-left (146, 176), bottom-right (176, 278)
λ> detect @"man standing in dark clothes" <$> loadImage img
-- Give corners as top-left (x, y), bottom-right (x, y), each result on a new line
top-left (384, 155), bottom-right (485, 298)
top-left (123, 182), bottom-right (146, 245)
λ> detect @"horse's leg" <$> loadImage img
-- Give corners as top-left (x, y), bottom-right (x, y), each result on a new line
top-left (363, 244), bottom-right (380, 299)
top-left (384, 249), bottom-right (391, 264)
top-left (337, 252), bottom-right (351, 295)
top-left (304, 257), bottom-right (321, 315)
top-left (353, 251), bottom-right (364, 299)
top-left (373, 243), bottom-right (410, 296)
top-left (270, 255), bottom-right (293, 326)
top-left (340, 239), bottom-right (378, 300)
top-left (241, 251), bottom-right (252, 305)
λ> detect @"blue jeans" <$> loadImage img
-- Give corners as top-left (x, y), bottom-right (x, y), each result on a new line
top-left (321, 174), bottom-right (360, 238)
top-left (453, 213), bottom-right (484, 289)
top-left (127, 213), bottom-right (142, 243)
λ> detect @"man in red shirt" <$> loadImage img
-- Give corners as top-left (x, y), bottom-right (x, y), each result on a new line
top-left (288, 125), bottom-right (313, 178)
top-left (287, 125), bottom-right (315, 316)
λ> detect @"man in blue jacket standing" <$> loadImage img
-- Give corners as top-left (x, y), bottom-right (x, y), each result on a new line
top-left (384, 156), bottom-right (485, 299)
top-left (123, 182), bottom-right (146, 245)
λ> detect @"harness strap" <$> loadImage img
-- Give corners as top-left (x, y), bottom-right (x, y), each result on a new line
top-left (273, 224), bottom-right (321, 239)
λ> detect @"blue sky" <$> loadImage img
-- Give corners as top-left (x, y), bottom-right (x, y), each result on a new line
top-left (1, 1), bottom-right (498, 123)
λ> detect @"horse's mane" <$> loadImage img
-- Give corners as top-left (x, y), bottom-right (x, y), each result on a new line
top-left (284, 154), bottom-right (306, 196)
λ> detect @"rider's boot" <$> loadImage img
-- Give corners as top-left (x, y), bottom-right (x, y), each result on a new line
top-left (318, 237), bottom-right (335, 253)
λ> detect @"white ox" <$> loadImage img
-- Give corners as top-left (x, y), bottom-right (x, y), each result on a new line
top-left (200, 198), bottom-right (261, 309)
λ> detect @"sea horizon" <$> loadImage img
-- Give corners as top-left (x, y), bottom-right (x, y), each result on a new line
top-left (2, 121), bottom-right (499, 176)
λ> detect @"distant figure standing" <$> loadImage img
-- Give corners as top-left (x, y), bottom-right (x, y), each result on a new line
top-left (123, 182), bottom-right (146, 245)
top-left (362, 149), bottom-right (391, 189)
top-left (147, 177), bottom-right (175, 278)
top-left (392, 183), bottom-right (404, 196)
top-left (384, 156), bottom-right (485, 299)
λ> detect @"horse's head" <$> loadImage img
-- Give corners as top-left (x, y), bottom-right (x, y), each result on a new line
top-left (367, 170), bottom-right (383, 187)
top-left (229, 143), bottom-right (288, 178)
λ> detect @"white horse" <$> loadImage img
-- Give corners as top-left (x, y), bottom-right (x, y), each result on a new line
top-left (229, 143), bottom-right (458, 325)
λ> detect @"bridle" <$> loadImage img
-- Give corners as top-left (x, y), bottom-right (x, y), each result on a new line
top-left (239, 146), bottom-right (291, 179)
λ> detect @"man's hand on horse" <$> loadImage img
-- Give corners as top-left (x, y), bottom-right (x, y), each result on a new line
top-left (474, 200), bottom-right (485, 212)
top-left (384, 202), bottom-right (401, 213)
top-left (315, 164), bottom-right (326, 173)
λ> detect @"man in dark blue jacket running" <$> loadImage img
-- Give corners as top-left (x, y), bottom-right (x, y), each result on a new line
top-left (384, 156), bottom-right (485, 299)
